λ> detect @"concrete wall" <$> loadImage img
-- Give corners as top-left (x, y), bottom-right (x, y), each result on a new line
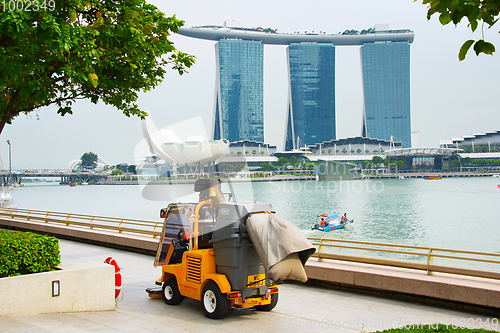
top-left (0, 262), bottom-right (115, 316)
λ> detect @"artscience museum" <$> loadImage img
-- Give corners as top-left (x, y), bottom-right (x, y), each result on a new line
top-left (142, 116), bottom-right (229, 174)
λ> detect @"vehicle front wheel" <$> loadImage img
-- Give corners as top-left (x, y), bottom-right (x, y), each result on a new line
top-left (162, 278), bottom-right (184, 305)
top-left (202, 282), bottom-right (231, 319)
top-left (255, 292), bottom-right (278, 311)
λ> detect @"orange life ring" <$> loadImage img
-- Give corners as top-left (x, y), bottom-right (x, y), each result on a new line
top-left (104, 257), bottom-right (121, 299)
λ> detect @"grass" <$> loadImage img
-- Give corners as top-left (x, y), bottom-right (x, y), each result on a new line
top-left (373, 323), bottom-right (499, 333)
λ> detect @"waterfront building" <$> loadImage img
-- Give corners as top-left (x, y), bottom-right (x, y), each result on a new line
top-left (361, 40), bottom-right (411, 147)
top-left (308, 136), bottom-right (401, 155)
top-left (178, 24), bottom-right (414, 149)
top-left (440, 130), bottom-right (500, 153)
top-left (213, 39), bottom-right (264, 143)
top-left (142, 116), bottom-right (229, 174)
top-left (285, 43), bottom-right (336, 151)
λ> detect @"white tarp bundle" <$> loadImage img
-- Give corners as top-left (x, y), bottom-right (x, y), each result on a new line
top-left (246, 213), bottom-right (315, 282)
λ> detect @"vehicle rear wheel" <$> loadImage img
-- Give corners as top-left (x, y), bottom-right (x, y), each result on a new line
top-left (202, 282), bottom-right (230, 319)
top-left (162, 278), bottom-right (184, 305)
top-left (255, 292), bottom-right (278, 311)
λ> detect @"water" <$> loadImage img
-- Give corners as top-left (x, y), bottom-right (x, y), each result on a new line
top-left (10, 177), bottom-right (500, 255)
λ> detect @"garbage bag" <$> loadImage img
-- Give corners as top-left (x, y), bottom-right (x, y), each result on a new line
top-left (246, 213), bottom-right (315, 282)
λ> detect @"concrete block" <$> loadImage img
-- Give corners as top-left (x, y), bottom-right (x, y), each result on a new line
top-left (448, 285), bottom-right (488, 306)
top-left (413, 280), bottom-right (450, 300)
top-left (353, 272), bottom-right (383, 289)
top-left (487, 289), bottom-right (500, 308)
top-left (382, 275), bottom-right (414, 294)
top-left (0, 262), bottom-right (115, 316)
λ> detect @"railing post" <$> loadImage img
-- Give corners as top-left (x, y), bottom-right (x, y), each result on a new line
top-left (90, 216), bottom-right (95, 229)
top-left (427, 247), bottom-right (434, 275)
top-left (10, 207), bottom-right (17, 218)
top-left (318, 238), bottom-right (325, 262)
top-left (65, 213), bottom-right (71, 226)
top-left (152, 222), bottom-right (160, 238)
top-left (45, 211), bottom-right (50, 223)
top-left (119, 219), bottom-right (124, 233)
top-left (27, 210), bottom-right (32, 221)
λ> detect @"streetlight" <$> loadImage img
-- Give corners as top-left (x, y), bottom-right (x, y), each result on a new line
top-left (6, 140), bottom-right (11, 186)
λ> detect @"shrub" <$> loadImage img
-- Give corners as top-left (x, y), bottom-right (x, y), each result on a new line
top-left (0, 230), bottom-right (61, 278)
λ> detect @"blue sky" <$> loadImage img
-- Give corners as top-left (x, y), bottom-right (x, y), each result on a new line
top-left (1, 0), bottom-right (499, 169)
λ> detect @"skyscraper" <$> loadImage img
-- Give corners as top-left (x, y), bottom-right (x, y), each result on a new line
top-left (284, 43), bottom-right (336, 151)
top-left (212, 39), bottom-right (264, 143)
top-left (179, 24), bottom-right (414, 148)
top-left (361, 41), bottom-right (411, 147)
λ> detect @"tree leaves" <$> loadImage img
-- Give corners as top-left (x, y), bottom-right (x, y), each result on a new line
top-left (459, 39), bottom-right (475, 60)
top-left (0, 1), bottom-right (195, 133)
top-left (420, 0), bottom-right (499, 60)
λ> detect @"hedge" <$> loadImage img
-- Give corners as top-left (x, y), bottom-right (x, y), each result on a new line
top-left (0, 230), bottom-right (61, 278)
top-left (374, 323), bottom-right (498, 333)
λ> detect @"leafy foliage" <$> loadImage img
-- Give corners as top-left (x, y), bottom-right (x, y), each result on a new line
top-left (374, 323), bottom-right (499, 332)
top-left (80, 151), bottom-right (98, 170)
top-left (0, 230), bottom-right (61, 277)
top-left (0, 0), bottom-right (195, 133)
top-left (110, 169), bottom-right (123, 175)
top-left (420, 0), bottom-right (499, 60)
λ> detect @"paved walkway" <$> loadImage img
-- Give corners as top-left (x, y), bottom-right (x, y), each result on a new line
top-left (0, 239), bottom-right (498, 332)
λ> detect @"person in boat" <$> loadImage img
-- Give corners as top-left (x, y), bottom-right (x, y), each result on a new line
top-left (320, 218), bottom-right (328, 227)
top-left (340, 213), bottom-right (347, 224)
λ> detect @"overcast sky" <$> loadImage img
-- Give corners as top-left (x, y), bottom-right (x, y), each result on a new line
top-left (1, 0), bottom-right (499, 170)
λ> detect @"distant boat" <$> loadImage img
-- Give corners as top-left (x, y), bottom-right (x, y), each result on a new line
top-left (80, 182), bottom-right (89, 185)
top-left (0, 192), bottom-right (15, 208)
top-left (70, 183), bottom-right (76, 187)
top-left (424, 175), bottom-right (442, 180)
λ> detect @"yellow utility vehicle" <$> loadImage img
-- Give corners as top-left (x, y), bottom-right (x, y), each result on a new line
top-left (150, 179), bottom-right (280, 319)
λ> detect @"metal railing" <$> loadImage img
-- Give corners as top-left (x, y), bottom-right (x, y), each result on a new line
top-left (308, 237), bottom-right (500, 281)
top-left (1, 207), bottom-right (500, 282)
top-left (0, 207), bottom-right (163, 238)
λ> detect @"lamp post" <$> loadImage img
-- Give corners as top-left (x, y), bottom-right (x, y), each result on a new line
top-left (6, 140), bottom-right (11, 186)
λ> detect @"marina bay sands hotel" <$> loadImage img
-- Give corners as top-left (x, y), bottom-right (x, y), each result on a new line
top-left (178, 23), bottom-right (414, 149)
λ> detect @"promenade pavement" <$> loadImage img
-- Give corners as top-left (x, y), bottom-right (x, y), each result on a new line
top-left (0, 239), bottom-right (498, 333)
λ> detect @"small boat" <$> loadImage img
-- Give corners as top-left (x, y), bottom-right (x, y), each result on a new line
top-left (311, 212), bottom-right (353, 232)
top-left (424, 175), bottom-right (442, 180)
top-left (311, 220), bottom-right (353, 232)
top-left (70, 183), bottom-right (76, 187)
top-left (0, 192), bottom-right (16, 208)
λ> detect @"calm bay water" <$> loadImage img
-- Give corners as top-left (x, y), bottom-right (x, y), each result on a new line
top-left (12, 177), bottom-right (500, 254)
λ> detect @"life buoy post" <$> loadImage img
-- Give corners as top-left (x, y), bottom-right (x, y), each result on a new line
top-left (104, 257), bottom-right (122, 300)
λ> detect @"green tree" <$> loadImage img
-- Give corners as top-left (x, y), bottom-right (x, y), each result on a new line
top-left (127, 165), bottom-right (136, 174)
top-left (260, 163), bottom-right (272, 172)
top-left (111, 169), bottom-right (123, 175)
top-left (80, 152), bottom-right (98, 170)
top-left (277, 156), bottom-right (288, 168)
top-left (0, 1), bottom-right (195, 133)
top-left (289, 156), bottom-right (300, 168)
top-left (372, 156), bottom-right (384, 167)
top-left (420, 0), bottom-right (498, 60)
